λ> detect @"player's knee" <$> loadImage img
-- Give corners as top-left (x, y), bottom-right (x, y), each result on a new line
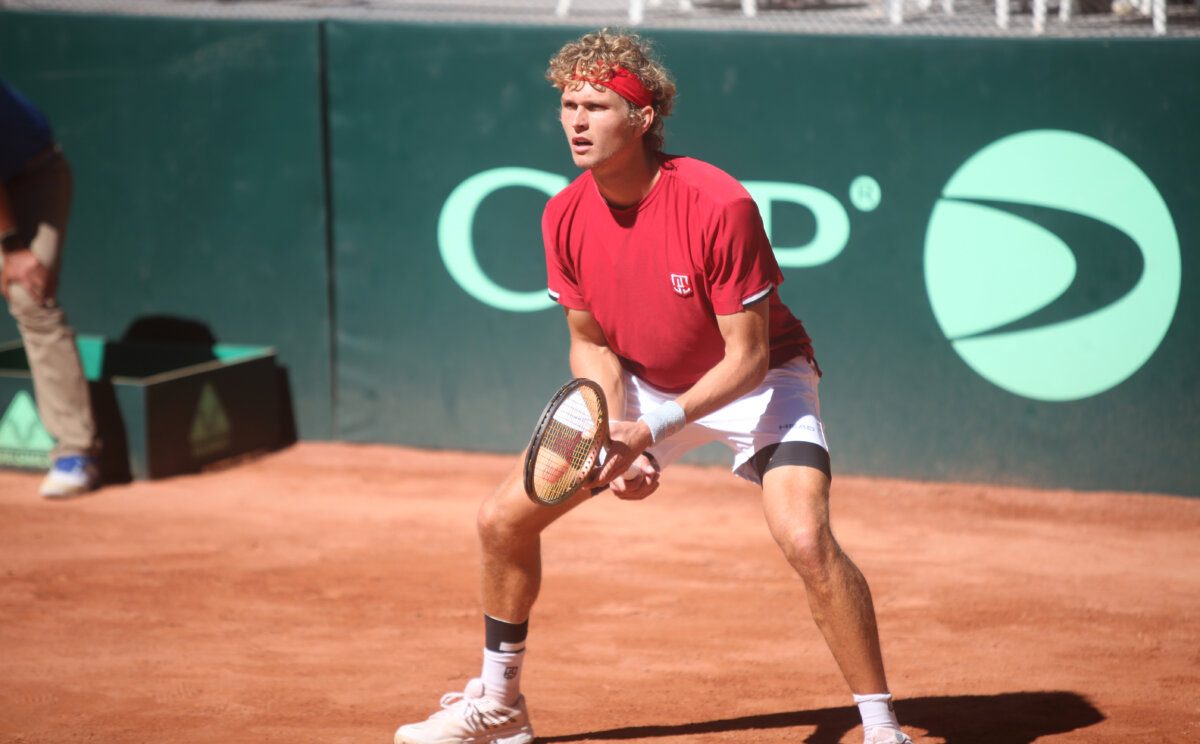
top-left (776, 524), bottom-right (838, 583)
top-left (476, 498), bottom-right (507, 545)
top-left (476, 496), bottom-right (530, 550)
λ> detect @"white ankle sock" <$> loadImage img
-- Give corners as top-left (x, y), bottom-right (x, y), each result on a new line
top-left (854, 692), bottom-right (899, 730)
top-left (480, 647), bottom-right (525, 706)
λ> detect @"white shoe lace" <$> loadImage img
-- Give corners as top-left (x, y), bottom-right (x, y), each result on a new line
top-left (864, 728), bottom-right (910, 744)
top-left (428, 682), bottom-right (515, 731)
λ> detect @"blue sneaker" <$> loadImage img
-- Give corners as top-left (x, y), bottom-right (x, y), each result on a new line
top-left (39, 455), bottom-right (100, 499)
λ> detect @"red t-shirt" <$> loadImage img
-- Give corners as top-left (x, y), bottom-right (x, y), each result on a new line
top-left (543, 155), bottom-right (814, 393)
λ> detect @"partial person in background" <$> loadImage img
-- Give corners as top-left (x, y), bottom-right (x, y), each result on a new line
top-left (0, 78), bottom-right (100, 498)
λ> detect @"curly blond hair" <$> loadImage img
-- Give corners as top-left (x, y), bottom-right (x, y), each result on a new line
top-left (546, 29), bottom-right (677, 153)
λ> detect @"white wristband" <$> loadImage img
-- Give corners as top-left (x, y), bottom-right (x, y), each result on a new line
top-left (638, 401), bottom-right (686, 444)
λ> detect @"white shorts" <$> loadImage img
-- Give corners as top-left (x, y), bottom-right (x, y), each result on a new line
top-left (621, 355), bottom-right (829, 485)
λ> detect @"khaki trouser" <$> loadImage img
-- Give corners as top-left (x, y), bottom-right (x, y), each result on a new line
top-left (1, 147), bottom-right (97, 459)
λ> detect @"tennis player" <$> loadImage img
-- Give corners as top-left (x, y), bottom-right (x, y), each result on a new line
top-left (395, 30), bottom-right (913, 744)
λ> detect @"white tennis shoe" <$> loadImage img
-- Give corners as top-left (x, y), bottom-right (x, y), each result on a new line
top-left (864, 726), bottom-right (914, 744)
top-left (394, 678), bottom-right (534, 744)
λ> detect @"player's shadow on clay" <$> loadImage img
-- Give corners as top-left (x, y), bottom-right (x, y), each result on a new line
top-left (537, 690), bottom-right (1103, 743)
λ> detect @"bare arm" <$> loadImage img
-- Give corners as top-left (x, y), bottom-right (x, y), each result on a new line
top-left (0, 182), bottom-right (17, 238)
top-left (597, 299), bottom-right (771, 483)
top-left (564, 306), bottom-right (627, 417)
top-left (0, 182), bottom-right (50, 303)
top-left (563, 306), bottom-right (660, 499)
top-left (674, 299), bottom-right (771, 423)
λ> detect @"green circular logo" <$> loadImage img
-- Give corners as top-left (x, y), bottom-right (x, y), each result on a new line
top-left (924, 130), bottom-right (1181, 401)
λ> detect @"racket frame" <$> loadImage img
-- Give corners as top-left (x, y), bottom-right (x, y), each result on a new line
top-left (523, 378), bottom-right (610, 506)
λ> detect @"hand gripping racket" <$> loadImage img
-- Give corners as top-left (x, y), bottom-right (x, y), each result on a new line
top-left (523, 378), bottom-right (646, 506)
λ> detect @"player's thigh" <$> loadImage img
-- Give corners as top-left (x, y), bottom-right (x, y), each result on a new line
top-left (477, 454), bottom-right (591, 544)
top-left (760, 464), bottom-right (834, 564)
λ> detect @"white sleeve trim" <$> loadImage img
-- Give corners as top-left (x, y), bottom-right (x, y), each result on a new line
top-left (742, 286), bottom-right (773, 307)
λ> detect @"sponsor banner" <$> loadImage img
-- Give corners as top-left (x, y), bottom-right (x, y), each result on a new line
top-left (327, 25), bottom-right (1199, 495)
top-left (0, 391), bottom-right (54, 469)
top-left (190, 382), bottom-right (234, 460)
top-left (0, 337), bottom-right (281, 480)
top-left (3, 16), bottom-right (1196, 494)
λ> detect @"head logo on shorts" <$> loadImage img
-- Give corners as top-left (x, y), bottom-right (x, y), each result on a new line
top-left (924, 130), bottom-right (1181, 401)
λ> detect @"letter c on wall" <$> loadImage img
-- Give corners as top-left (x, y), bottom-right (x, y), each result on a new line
top-left (438, 167), bottom-right (569, 312)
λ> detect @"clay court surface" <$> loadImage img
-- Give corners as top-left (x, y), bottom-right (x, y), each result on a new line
top-left (2, 443), bottom-right (1198, 743)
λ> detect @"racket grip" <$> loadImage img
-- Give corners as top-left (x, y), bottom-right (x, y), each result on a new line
top-left (597, 448), bottom-right (647, 480)
top-left (590, 451), bottom-right (649, 495)
top-left (618, 449), bottom-right (660, 480)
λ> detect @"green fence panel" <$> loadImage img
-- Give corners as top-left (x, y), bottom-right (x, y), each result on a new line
top-left (0, 12), bottom-right (332, 439)
top-left (326, 23), bottom-right (578, 451)
top-left (327, 23), bottom-right (1199, 496)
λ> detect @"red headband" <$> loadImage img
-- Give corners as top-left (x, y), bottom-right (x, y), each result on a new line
top-left (572, 64), bottom-right (653, 109)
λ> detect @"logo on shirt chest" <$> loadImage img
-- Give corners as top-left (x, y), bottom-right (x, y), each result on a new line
top-left (670, 274), bottom-right (693, 298)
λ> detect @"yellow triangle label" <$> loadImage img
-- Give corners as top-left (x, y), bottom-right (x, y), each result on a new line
top-left (189, 382), bottom-right (232, 458)
top-left (0, 390), bottom-right (55, 468)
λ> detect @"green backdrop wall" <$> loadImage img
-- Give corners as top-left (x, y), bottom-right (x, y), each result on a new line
top-left (4, 12), bottom-right (1197, 494)
top-left (326, 23), bottom-right (1199, 496)
top-left (0, 13), bottom-right (333, 438)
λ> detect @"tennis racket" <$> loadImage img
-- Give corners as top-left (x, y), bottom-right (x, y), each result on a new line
top-left (522, 378), bottom-right (645, 506)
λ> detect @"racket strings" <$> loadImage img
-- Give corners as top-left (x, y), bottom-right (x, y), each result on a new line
top-left (531, 386), bottom-right (605, 504)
